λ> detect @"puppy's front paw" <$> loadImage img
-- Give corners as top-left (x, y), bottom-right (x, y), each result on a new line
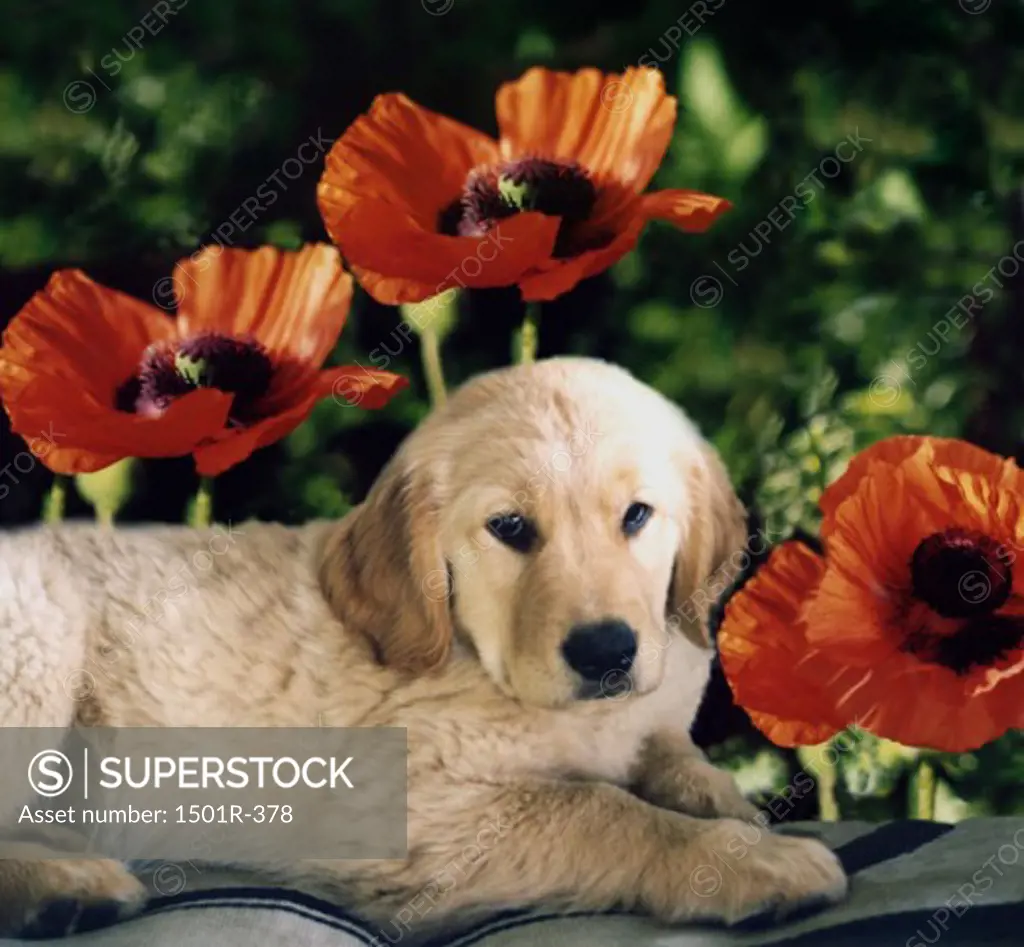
top-left (681, 821), bottom-right (847, 926)
top-left (642, 757), bottom-right (759, 821)
top-left (692, 764), bottom-right (760, 821)
top-left (0, 858), bottom-right (146, 939)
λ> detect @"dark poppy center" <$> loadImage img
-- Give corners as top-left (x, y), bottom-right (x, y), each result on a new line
top-left (116, 332), bottom-right (273, 426)
top-left (910, 528), bottom-right (1012, 619)
top-left (902, 613), bottom-right (1024, 676)
top-left (438, 157), bottom-right (599, 258)
top-left (930, 615), bottom-right (1024, 675)
top-left (497, 157), bottom-right (597, 221)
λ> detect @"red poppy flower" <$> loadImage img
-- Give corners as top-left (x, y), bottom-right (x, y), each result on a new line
top-left (801, 437), bottom-right (1024, 750)
top-left (0, 245), bottom-right (407, 476)
top-left (718, 540), bottom-right (846, 747)
top-left (819, 435), bottom-right (1023, 534)
top-left (317, 67), bottom-right (731, 304)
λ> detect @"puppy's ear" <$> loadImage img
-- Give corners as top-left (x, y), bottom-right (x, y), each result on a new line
top-left (669, 441), bottom-right (747, 648)
top-left (320, 452), bottom-right (452, 673)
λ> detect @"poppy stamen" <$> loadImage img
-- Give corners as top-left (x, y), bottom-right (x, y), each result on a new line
top-left (121, 332), bottom-right (273, 425)
top-left (910, 528), bottom-right (1012, 619)
top-left (440, 157), bottom-right (599, 258)
top-left (496, 157), bottom-right (597, 223)
top-left (457, 167), bottom-right (519, 237)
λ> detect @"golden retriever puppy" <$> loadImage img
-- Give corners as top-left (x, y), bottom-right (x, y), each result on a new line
top-left (0, 356), bottom-right (846, 937)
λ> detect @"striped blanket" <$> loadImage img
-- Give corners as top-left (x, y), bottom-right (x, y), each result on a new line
top-left (5, 819), bottom-right (1022, 946)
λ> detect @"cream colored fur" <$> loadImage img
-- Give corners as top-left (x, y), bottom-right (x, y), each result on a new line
top-left (0, 357), bottom-right (846, 936)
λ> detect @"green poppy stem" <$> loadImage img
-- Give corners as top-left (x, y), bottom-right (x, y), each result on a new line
top-left (43, 476), bottom-right (68, 523)
top-left (74, 459), bottom-right (134, 527)
top-left (516, 303), bottom-right (541, 364)
top-left (816, 755), bottom-right (841, 821)
top-left (189, 476), bottom-right (215, 528)
top-left (911, 759), bottom-right (937, 820)
top-left (400, 292), bottom-right (456, 408)
top-left (419, 327), bottom-right (448, 408)
top-left (796, 742), bottom-right (841, 822)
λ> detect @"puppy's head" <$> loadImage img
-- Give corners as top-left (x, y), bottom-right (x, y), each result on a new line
top-left (322, 357), bottom-right (746, 707)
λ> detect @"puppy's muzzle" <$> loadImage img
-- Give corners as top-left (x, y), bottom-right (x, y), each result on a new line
top-left (561, 619), bottom-right (637, 698)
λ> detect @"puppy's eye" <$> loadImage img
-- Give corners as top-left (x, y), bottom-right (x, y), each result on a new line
top-left (622, 502), bottom-right (654, 537)
top-left (486, 513), bottom-right (537, 553)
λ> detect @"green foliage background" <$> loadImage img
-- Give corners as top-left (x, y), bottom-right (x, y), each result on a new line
top-left (2, 0), bottom-right (1024, 821)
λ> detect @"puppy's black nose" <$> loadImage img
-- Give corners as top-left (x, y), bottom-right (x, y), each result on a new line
top-left (561, 620), bottom-right (638, 682)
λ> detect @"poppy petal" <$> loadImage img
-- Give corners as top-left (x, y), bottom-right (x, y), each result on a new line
top-left (316, 366), bottom-right (410, 409)
top-left (11, 387), bottom-right (234, 474)
top-left (642, 189), bottom-right (734, 232)
top-left (516, 183), bottom-right (646, 300)
top-left (192, 367), bottom-right (408, 476)
top-left (801, 645), bottom-right (1022, 753)
top-left (820, 435), bottom-right (1024, 535)
top-left (346, 265), bottom-right (441, 307)
top-left (317, 92), bottom-right (559, 305)
top-left (718, 541), bottom-right (846, 747)
top-left (805, 464), bottom-right (951, 651)
top-left (495, 67), bottom-right (677, 191)
top-left (30, 445), bottom-right (123, 475)
top-left (803, 459), bottom-right (1024, 751)
top-left (747, 711), bottom-right (839, 750)
top-left (173, 245), bottom-right (353, 366)
top-left (0, 270), bottom-right (174, 403)
top-left (319, 92), bottom-right (501, 226)
top-left (192, 397), bottom-right (319, 477)
top-left (322, 200), bottom-right (560, 304)
top-left (518, 217), bottom-right (644, 301)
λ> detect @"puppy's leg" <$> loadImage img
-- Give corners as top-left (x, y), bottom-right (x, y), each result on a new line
top-left (0, 547), bottom-right (144, 937)
top-left (304, 781), bottom-right (845, 931)
top-left (0, 844), bottom-right (147, 938)
top-left (632, 731), bottom-right (759, 821)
